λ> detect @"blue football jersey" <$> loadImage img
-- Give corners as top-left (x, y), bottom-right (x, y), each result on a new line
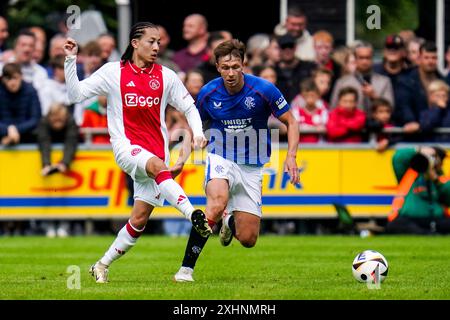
top-left (196, 74), bottom-right (290, 166)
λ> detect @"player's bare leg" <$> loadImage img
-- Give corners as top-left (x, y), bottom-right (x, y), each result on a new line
top-left (174, 178), bottom-right (228, 282)
top-left (90, 200), bottom-right (153, 283)
top-left (146, 156), bottom-right (211, 237)
top-left (225, 211), bottom-right (260, 248)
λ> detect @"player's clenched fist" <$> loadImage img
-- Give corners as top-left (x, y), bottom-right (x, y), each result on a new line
top-left (63, 37), bottom-right (79, 56)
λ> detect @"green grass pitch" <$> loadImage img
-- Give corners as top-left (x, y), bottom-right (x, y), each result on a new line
top-left (1, 235), bottom-right (449, 299)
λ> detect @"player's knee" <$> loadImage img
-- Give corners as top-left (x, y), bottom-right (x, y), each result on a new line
top-left (130, 216), bottom-right (147, 230)
top-left (239, 234), bottom-right (258, 248)
top-left (130, 210), bottom-right (149, 229)
top-left (207, 198), bottom-right (227, 219)
top-left (209, 202), bottom-right (226, 216)
top-left (145, 157), bottom-right (167, 179)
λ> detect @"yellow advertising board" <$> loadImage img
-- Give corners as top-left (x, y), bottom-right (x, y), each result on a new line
top-left (0, 147), bottom-right (427, 219)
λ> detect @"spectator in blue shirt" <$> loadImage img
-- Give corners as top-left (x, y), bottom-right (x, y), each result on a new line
top-left (420, 80), bottom-right (450, 142)
top-left (0, 63), bottom-right (41, 145)
top-left (395, 42), bottom-right (444, 138)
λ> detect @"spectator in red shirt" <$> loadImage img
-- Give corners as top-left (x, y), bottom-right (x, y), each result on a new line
top-left (327, 87), bottom-right (366, 142)
top-left (80, 96), bottom-right (109, 144)
top-left (291, 78), bottom-right (328, 143)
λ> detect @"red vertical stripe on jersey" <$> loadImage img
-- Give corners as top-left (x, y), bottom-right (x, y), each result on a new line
top-left (120, 61), bottom-right (165, 159)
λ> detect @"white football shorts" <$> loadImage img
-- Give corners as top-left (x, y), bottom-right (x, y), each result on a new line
top-left (114, 144), bottom-right (165, 207)
top-left (205, 153), bottom-right (263, 217)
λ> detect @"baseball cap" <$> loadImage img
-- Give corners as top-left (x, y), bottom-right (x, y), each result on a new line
top-left (384, 34), bottom-right (404, 50)
top-left (277, 33), bottom-right (297, 49)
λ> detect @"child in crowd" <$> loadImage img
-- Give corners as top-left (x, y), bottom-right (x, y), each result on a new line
top-left (366, 98), bottom-right (394, 152)
top-left (253, 65), bottom-right (278, 85)
top-left (184, 69), bottom-right (205, 100)
top-left (312, 68), bottom-right (333, 105)
top-left (291, 78), bottom-right (328, 143)
top-left (327, 87), bottom-right (366, 142)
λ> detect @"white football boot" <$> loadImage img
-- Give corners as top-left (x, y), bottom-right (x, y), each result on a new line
top-left (89, 261), bottom-right (109, 283)
top-left (219, 212), bottom-right (233, 247)
top-left (173, 266), bottom-right (194, 282)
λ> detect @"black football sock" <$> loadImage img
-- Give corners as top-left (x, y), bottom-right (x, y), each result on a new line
top-left (228, 215), bottom-right (236, 236)
top-left (181, 226), bottom-right (211, 269)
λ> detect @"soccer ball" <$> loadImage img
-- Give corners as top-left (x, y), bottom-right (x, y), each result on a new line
top-left (352, 250), bottom-right (388, 283)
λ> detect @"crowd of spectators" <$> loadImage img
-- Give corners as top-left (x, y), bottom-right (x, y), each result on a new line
top-left (2, 7), bottom-right (450, 153)
top-left (2, 6), bottom-right (450, 235)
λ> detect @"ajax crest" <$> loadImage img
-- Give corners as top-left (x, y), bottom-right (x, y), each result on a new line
top-left (149, 79), bottom-right (160, 90)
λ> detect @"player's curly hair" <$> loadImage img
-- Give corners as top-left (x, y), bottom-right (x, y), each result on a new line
top-left (214, 39), bottom-right (246, 64)
top-left (121, 22), bottom-right (158, 62)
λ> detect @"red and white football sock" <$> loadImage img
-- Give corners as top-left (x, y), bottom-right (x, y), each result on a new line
top-left (155, 170), bottom-right (195, 220)
top-left (100, 220), bottom-right (144, 266)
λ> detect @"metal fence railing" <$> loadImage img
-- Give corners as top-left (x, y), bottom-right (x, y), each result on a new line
top-left (78, 126), bottom-right (450, 147)
top-left (2, 127), bottom-right (449, 150)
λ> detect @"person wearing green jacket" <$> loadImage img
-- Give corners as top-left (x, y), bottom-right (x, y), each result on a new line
top-left (386, 146), bottom-right (450, 234)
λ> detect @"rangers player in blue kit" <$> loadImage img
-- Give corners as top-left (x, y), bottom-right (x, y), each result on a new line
top-left (174, 39), bottom-right (300, 282)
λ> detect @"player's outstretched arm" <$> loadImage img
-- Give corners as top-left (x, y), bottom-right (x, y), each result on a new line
top-left (165, 69), bottom-right (208, 150)
top-left (278, 111), bottom-right (300, 185)
top-left (63, 37), bottom-right (109, 103)
top-left (178, 104), bottom-right (207, 149)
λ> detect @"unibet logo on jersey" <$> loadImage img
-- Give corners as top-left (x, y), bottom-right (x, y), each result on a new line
top-left (124, 93), bottom-right (160, 108)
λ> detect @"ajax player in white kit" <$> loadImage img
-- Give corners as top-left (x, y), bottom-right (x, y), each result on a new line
top-left (63, 22), bottom-right (212, 283)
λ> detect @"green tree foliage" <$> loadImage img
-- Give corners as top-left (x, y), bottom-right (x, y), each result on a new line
top-left (7, 0), bottom-right (117, 39)
top-left (355, 0), bottom-right (419, 49)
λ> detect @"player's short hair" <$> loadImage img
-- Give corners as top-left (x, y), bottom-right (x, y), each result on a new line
top-left (214, 39), bottom-right (246, 64)
top-left (338, 86), bottom-right (359, 101)
top-left (121, 22), bottom-right (158, 62)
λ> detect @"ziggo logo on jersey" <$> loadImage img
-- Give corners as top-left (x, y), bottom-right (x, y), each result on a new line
top-left (124, 93), bottom-right (160, 107)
